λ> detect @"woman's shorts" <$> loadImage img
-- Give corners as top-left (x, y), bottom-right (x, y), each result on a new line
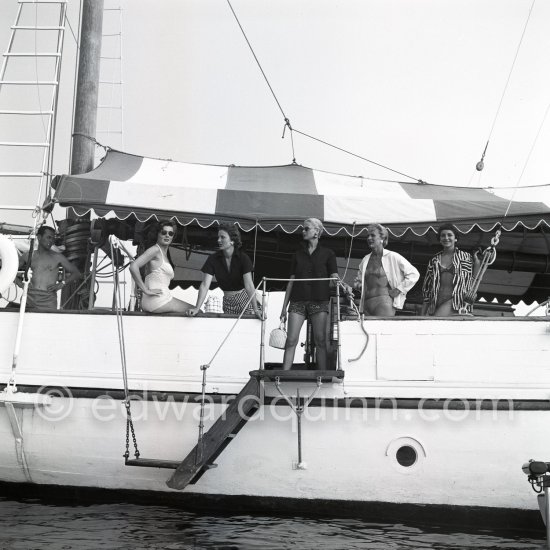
top-left (288, 300), bottom-right (329, 318)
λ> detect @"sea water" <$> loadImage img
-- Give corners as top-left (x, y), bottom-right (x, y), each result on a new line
top-left (0, 497), bottom-right (545, 550)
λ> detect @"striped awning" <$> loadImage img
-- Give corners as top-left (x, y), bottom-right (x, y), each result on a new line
top-left (53, 150), bottom-right (550, 236)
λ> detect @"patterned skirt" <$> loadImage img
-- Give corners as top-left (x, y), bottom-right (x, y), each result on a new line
top-left (223, 289), bottom-right (261, 315)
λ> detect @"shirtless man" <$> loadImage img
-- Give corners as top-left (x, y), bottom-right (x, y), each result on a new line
top-left (354, 223), bottom-right (419, 316)
top-left (20, 226), bottom-right (81, 310)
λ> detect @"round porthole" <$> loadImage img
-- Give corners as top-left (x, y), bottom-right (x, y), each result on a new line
top-left (385, 437), bottom-right (426, 473)
top-left (395, 445), bottom-right (417, 467)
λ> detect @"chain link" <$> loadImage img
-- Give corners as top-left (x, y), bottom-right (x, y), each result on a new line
top-left (123, 400), bottom-right (140, 460)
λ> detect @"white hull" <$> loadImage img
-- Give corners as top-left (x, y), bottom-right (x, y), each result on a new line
top-left (1, 310), bottom-right (549, 514)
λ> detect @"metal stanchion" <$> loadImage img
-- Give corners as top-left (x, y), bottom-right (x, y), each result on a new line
top-left (260, 277), bottom-right (267, 370)
top-left (336, 282), bottom-right (342, 371)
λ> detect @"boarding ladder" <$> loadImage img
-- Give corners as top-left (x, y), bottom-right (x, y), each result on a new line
top-left (165, 369), bottom-right (345, 490)
top-left (0, 0), bottom-right (67, 225)
top-left (125, 369), bottom-right (345, 488)
top-left (123, 278), bottom-right (349, 491)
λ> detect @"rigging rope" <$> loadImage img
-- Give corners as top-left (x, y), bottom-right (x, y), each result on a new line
top-left (335, 279), bottom-right (369, 363)
top-left (64, 8), bottom-right (81, 48)
top-left (341, 222), bottom-right (356, 281)
top-left (225, 0), bottom-right (287, 121)
top-left (33, 3), bottom-right (47, 141)
top-left (109, 236), bottom-right (140, 461)
top-left (68, 0), bottom-right (83, 173)
top-left (281, 118), bottom-right (296, 164)
top-left (202, 279), bottom-right (263, 370)
top-left (225, 0), bottom-right (427, 183)
top-left (252, 220), bottom-right (258, 271)
top-left (72, 132), bottom-right (110, 151)
top-left (44, 4), bottom-right (67, 203)
top-left (195, 279), bottom-right (263, 461)
top-left (476, 0), bottom-right (536, 171)
top-left (502, 100), bottom-right (550, 219)
top-left (292, 128), bottom-right (426, 184)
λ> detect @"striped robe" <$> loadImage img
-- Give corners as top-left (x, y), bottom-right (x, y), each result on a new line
top-left (422, 249), bottom-right (474, 315)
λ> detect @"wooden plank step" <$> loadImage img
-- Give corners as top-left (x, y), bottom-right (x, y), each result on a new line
top-left (126, 458), bottom-right (220, 470)
top-left (126, 458), bottom-right (180, 469)
top-left (166, 376), bottom-right (261, 490)
top-left (250, 369), bottom-right (345, 382)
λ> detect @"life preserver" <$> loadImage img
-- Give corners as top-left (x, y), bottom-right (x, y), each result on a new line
top-left (0, 235), bottom-right (19, 294)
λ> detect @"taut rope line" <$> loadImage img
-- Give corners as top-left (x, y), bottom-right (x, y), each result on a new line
top-left (109, 236), bottom-right (140, 461)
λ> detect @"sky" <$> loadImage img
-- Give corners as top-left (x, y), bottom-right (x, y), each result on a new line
top-left (1, 0), bottom-right (550, 228)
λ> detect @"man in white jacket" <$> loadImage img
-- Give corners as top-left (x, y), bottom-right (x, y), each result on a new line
top-left (354, 223), bottom-right (419, 316)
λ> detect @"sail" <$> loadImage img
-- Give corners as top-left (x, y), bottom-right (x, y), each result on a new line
top-left (52, 150), bottom-right (550, 236)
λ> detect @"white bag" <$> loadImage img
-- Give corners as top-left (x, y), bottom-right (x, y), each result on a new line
top-left (269, 321), bottom-right (287, 349)
top-left (204, 295), bottom-right (223, 313)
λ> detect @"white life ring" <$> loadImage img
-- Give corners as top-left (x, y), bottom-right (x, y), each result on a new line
top-left (0, 235), bottom-right (19, 294)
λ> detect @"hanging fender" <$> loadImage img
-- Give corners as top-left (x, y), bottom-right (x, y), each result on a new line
top-left (0, 235), bottom-right (19, 295)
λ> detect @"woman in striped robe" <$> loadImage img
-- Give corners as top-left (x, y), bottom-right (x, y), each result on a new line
top-left (421, 224), bottom-right (480, 316)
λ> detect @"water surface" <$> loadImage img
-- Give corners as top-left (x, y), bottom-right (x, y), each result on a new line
top-left (0, 497), bottom-right (544, 550)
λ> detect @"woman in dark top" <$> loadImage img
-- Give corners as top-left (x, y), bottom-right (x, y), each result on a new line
top-left (280, 218), bottom-right (339, 370)
top-left (187, 223), bottom-right (262, 319)
top-left (421, 223), bottom-right (480, 316)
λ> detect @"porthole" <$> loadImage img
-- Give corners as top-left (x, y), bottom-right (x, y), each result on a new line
top-left (395, 445), bottom-right (417, 467)
top-left (385, 437), bottom-right (426, 473)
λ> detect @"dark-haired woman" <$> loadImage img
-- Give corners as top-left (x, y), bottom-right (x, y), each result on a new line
top-left (129, 220), bottom-right (193, 313)
top-left (421, 223), bottom-right (480, 316)
top-left (187, 223), bottom-right (262, 319)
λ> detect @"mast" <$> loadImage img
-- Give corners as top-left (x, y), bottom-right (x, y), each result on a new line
top-left (70, 0), bottom-right (105, 176)
top-left (63, 0), bottom-right (104, 309)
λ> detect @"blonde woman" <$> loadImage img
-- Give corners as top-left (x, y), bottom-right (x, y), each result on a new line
top-left (280, 218), bottom-right (338, 370)
top-left (355, 223), bottom-right (419, 316)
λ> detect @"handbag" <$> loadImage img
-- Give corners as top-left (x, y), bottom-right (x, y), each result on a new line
top-left (269, 321), bottom-right (287, 349)
top-left (204, 294), bottom-right (223, 314)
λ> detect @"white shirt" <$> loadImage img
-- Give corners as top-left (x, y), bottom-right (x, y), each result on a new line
top-left (357, 249), bottom-right (419, 310)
